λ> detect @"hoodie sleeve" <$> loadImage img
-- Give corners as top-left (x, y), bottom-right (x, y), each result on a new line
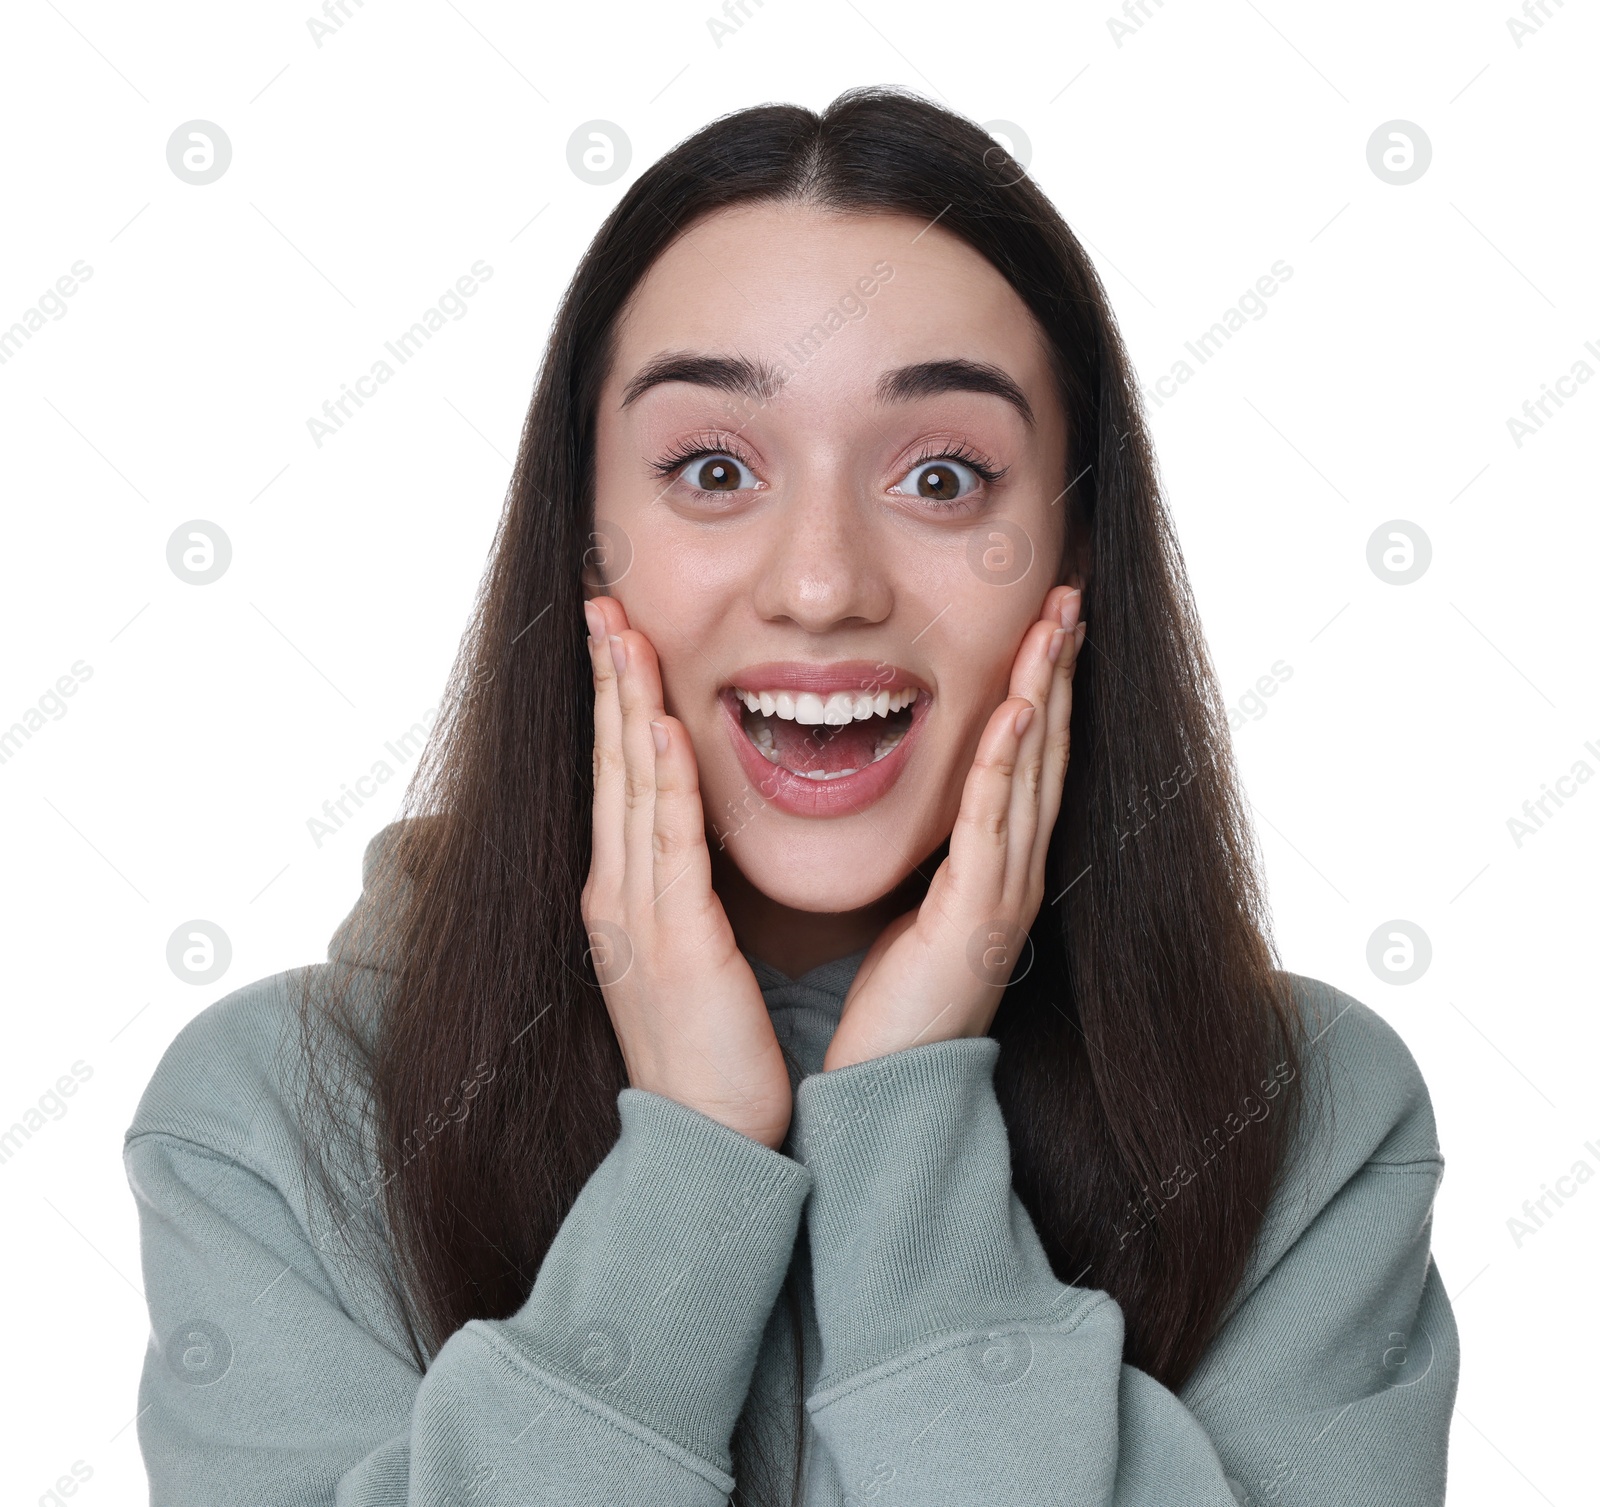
top-left (125, 1082), bottom-right (809, 1506)
top-left (787, 1002), bottom-right (1457, 1506)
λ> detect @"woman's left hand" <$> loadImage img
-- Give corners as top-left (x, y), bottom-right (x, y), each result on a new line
top-left (823, 584), bottom-right (1085, 1072)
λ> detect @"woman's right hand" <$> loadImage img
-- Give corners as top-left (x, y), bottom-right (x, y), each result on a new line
top-left (581, 594), bottom-right (795, 1151)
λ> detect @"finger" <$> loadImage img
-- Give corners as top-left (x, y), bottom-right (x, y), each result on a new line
top-left (942, 690), bottom-right (1035, 922)
top-left (610, 624), bottom-right (666, 913)
top-left (646, 712), bottom-right (716, 924)
top-left (585, 596), bottom-right (627, 896)
top-left (1031, 590), bottom-right (1084, 889)
top-left (1002, 614), bottom-right (1063, 906)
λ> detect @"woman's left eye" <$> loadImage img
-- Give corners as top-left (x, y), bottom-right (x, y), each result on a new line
top-left (678, 453), bottom-right (759, 493)
top-left (889, 457), bottom-right (987, 503)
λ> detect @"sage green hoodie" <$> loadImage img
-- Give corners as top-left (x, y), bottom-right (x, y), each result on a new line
top-left (125, 821), bottom-right (1457, 1504)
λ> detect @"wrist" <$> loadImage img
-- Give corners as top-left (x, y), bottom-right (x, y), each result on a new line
top-left (679, 1096), bottom-right (793, 1152)
top-left (822, 1022), bottom-right (981, 1073)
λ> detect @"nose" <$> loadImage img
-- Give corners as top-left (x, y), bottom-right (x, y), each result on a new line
top-left (748, 468), bottom-right (894, 633)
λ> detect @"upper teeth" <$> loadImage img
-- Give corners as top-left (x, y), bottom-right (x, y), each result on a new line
top-left (732, 687), bottom-right (918, 724)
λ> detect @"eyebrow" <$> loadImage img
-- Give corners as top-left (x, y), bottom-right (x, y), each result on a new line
top-left (875, 359), bottom-right (1034, 427)
top-left (619, 352), bottom-right (1034, 427)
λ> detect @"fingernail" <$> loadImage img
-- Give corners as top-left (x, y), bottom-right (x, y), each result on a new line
top-left (608, 634), bottom-right (627, 673)
top-left (650, 720), bottom-right (669, 754)
top-left (583, 601), bottom-right (602, 644)
top-left (1047, 626), bottom-right (1066, 664)
top-left (1013, 702), bottom-right (1035, 737)
top-left (1058, 588), bottom-right (1083, 630)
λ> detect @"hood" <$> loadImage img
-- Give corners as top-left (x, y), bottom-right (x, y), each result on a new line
top-left (326, 821), bottom-right (415, 976)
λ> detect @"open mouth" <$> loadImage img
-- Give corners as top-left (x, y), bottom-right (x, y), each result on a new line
top-left (729, 685), bottom-right (918, 780)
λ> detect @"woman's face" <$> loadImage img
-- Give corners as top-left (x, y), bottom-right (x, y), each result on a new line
top-left (591, 201), bottom-right (1069, 915)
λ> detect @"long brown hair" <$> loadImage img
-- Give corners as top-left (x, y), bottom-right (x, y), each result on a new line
top-left (297, 86), bottom-right (1300, 1505)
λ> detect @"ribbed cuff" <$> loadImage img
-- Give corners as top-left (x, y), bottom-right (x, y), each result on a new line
top-left (791, 1036), bottom-right (1069, 1389)
top-left (498, 1085), bottom-right (811, 1472)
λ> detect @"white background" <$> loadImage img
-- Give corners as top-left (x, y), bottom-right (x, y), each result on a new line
top-left (1, 0), bottom-right (1595, 1501)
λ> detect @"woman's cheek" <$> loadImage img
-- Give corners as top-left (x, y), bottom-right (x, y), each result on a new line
top-left (930, 697), bottom-right (986, 809)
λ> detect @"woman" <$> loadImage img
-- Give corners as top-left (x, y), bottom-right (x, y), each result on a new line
top-left (125, 88), bottom-right (1457, 1505)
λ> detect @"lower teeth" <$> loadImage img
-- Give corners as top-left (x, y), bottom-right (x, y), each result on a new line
top-left (745, 718), bottom-right (907, 777)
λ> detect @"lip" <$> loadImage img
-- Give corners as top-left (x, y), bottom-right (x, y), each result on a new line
top-left (723, 660), bottom-right (929, 698)
top-left (718, 660), bottom-right (932, 820)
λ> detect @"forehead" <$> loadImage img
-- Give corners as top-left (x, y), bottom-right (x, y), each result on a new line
top-left (607, 201), bottom-right (1054, 398)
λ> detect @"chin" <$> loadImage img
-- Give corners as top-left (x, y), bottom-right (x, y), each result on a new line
top-left (714, 815), bottom-right (942, 915)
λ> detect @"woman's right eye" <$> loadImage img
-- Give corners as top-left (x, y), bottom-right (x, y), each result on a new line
top-left (675, 452), bottom-right (759, 493)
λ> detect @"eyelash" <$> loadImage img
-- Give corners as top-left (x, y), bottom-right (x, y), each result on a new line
top-left (649, 435), bottom-right (1008, 506)
top-left (648, 432), bottom-right (759, 483)
top-left (903, 442), bottom-right (1007, 490)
